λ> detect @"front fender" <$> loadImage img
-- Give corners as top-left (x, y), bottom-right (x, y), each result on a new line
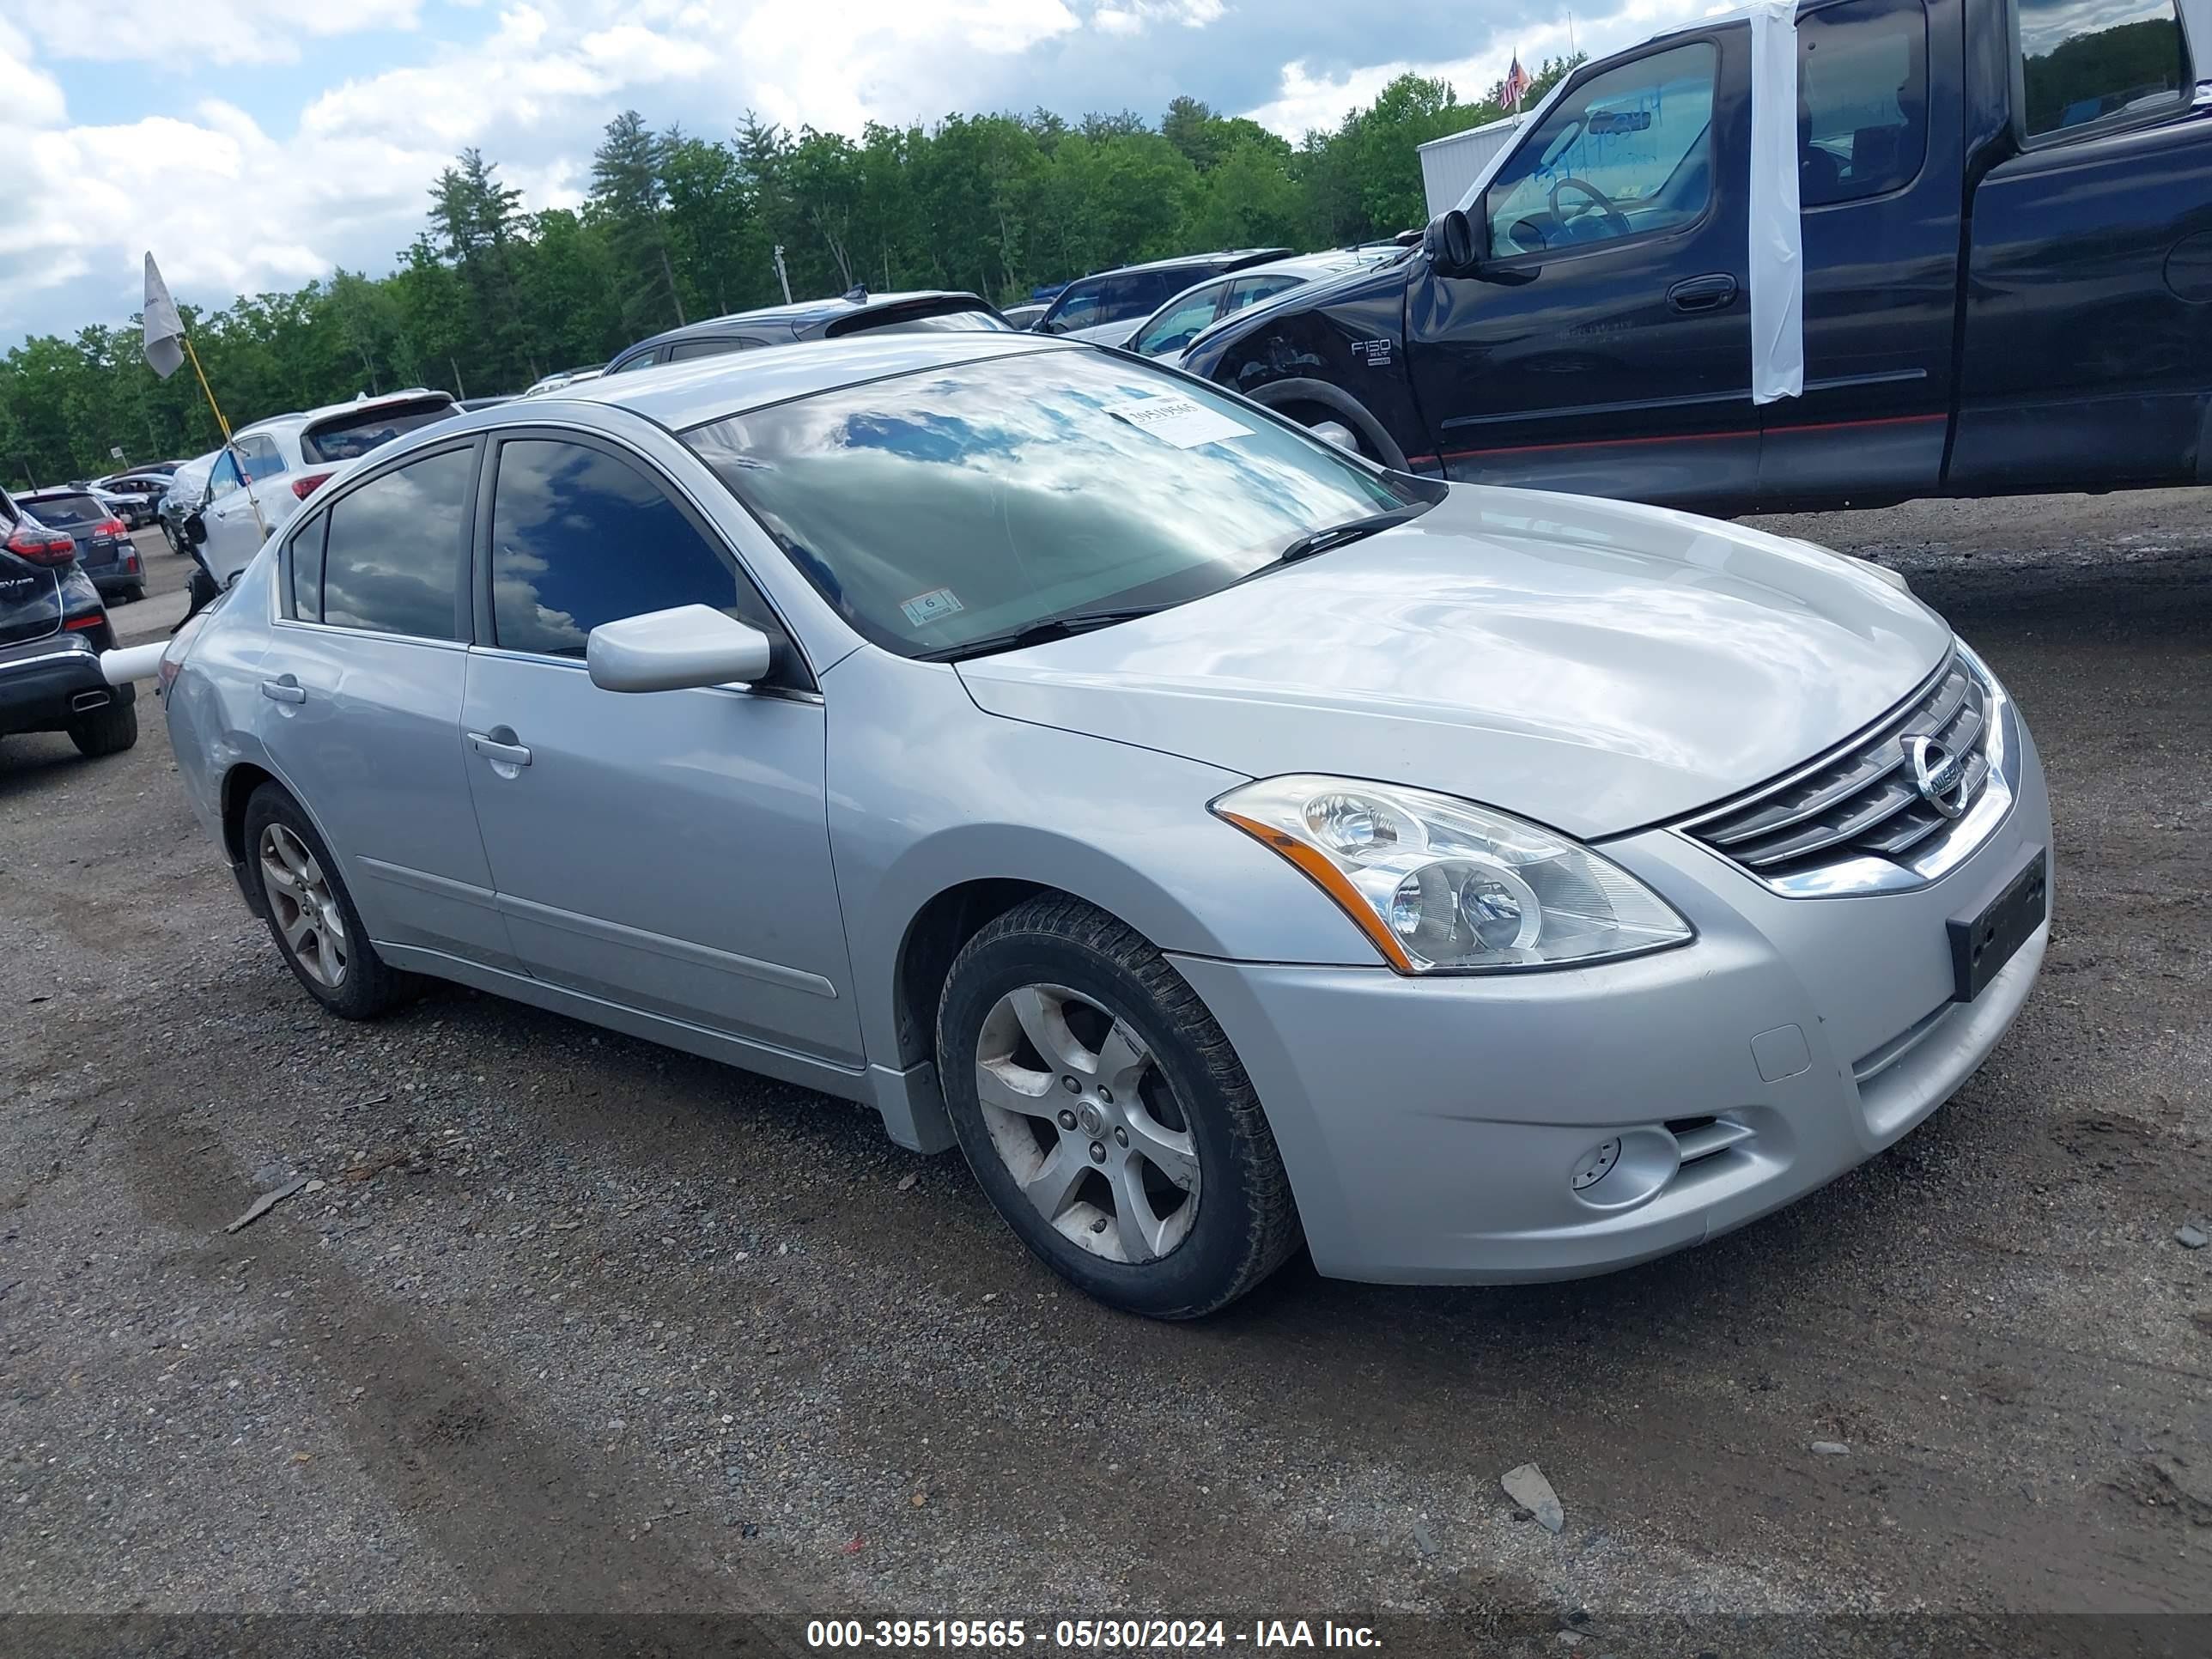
top-left (821, 651), bottom-right (1379, 1073)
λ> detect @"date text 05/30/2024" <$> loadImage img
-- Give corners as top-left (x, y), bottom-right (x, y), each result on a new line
top-left (804, 1619), bottom-right (1382, 1649)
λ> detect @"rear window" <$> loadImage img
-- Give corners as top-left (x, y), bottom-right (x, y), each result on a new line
top-left (22, 494), bottom-right (106, 527)
top-left (301, 399), bottom-right (458, 465)
top-left (823, 307), bottom-right (1012, 338)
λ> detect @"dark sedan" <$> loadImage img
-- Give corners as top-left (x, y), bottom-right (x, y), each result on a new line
top-left (603, 289), bottom-right (1012, 377)
top-left (0, 488), bottom-right (135, 757)
top-left (15, 489), bottom-right (146, 603)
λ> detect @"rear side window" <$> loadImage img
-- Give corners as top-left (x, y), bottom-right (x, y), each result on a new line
top-left (666, 337), bottom-right (750, 362)
top-left (1800, 0), bottom-right (1929, 206)
top-left (289, 514), bottom-right (328, 623)
top-left (319, 447), bottom-right (472, 641)
top-left (234, 434), bottom-right (286, 480)
top-left (488, 438), bottom-right (788, 668)
top-left (2018, 0), bottom-right (2188, 139)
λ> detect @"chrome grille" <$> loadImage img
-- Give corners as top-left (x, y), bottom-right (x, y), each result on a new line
top-left (1683, 653), bottom-right (1993, 880)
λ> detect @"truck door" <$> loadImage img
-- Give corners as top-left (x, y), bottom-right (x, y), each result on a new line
top-left (1407, 28), bottom-right (1759, 510)
top-left (1948, 0), bottom-right (2207, 495)
top-left (1759, 0), bottom-right (1956, 509)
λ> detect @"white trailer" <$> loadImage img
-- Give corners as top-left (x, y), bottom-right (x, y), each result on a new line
top-left (1417, 113), bottom-right (1526, 217)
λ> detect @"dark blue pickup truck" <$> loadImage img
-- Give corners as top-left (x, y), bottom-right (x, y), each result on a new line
top-left (1181, 0), bottom-right (2212, 514)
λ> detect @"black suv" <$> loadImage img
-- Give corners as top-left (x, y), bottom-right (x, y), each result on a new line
top-left (605, 290), bottom-right (1012, 377)
top-left (0, 487), bottom-right (137, 757)
top-left (1031, 250), bottom-right (1293, 340)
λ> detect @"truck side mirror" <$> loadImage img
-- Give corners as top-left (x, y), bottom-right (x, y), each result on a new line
top-left (1424, 209), bottom-right (1480, 276)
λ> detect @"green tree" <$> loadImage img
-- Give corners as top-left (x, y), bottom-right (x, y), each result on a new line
top-left (590, 110), bottom-right (686, 331)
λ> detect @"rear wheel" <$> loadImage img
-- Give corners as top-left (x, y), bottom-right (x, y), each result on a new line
top-left (242, 784), bottom-right (411, 1019)
top-left (67, 701), bottom-right (137, 757)
top-left (937, 896), bottom-right (1300, 1319)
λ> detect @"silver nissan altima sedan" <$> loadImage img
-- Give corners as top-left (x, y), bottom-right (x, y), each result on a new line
top-left (160, 333), bottom-right (2051, 1319)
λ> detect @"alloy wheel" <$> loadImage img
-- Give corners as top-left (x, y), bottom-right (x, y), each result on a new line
top-left (257, 823), bottom-right (349, 989)
top-left (973, 983), bottom-right (1200, 1263)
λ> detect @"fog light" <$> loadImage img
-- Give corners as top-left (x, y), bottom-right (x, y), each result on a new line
top-left (1571, 1139), bottom-right (1620, 1191)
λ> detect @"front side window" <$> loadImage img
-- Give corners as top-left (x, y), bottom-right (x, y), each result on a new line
top-left (1485, 42), bottom-right (1717, 258)
top-left (1042, 282), bottom-right (1103, 333)
top-left (318, 447), bottom-right (471, 640)
top-left (684, 349), bottom-right (1420, 660)
top-left (1224, 272), bottom-right (1304, 312)
top-left (488, 438), bottom-right (784, 664)
top-left (1133, 284), bottom-right (1226, 356)
top-left (2018, 0), bottom-right (2187, 139)
top-left (207, 452), bottom-right (241, 501)
top-left (1801, 0), bottom-right (1929, 205)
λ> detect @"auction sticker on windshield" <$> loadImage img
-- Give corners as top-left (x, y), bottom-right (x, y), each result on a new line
top-left (1106, 395), bottom-right (1251, 449)
top-left (900, 586), bottom-right (965, 627)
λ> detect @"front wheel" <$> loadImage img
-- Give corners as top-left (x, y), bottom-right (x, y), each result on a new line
top-left (937, 896), bottom-right (1301, 1319)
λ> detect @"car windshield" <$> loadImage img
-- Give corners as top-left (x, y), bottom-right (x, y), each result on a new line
top-left (684, 349), bottom-right (1420, 659)
top-left (23, 493), bottom-right (106, 527)
top-left (301, 401), bottom-right (456, 464)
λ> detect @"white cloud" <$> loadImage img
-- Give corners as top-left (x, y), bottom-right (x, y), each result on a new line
top-left (1242, 0), bottom-right (1722, 137)
top-left (6, 0), bottom-right (425, 67)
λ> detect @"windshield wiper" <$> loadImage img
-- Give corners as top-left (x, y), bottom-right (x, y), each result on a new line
top-left (918, 605), bottom-right (1165, 663)
top-left (1273, 505), bottom-right (1430, 567)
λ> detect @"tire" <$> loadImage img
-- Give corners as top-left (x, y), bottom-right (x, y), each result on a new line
top-left (241, 783), bottom-right (412, 1019)
top-left (126, 584), bottom-right (147, 604)
top-left (67, 701), bottom-right (137, 757)
top-left (936, 895), bottom-right (1300, 1318)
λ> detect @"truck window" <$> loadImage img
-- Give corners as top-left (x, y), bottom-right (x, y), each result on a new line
top-left (2017, 0), bottom-right (2188, 140)
top-left (1483, 42), bottom-right (1717, 260)
top-left (1800, 0), bottom-right (1929, 206)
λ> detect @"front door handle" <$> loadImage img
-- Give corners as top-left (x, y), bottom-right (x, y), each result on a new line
top-left (260, 675), bottom-right (306, 704)
top-left (1667, 273), bottom-right (1739, 313)
top-left (468, 730), bottom-right (532, 768)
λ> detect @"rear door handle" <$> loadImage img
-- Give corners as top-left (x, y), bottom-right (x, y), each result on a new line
top-left (467, 730), bottom-right (532, 768)
top-left (1667, 273), bottom-right (1739, 314)
top-left (260, 676), bottom-right (306, 704)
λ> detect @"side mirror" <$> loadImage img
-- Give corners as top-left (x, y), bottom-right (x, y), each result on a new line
top-left (586, 604), bottom-right (773, 694)
top-left (185, 513), bottom-right (207, 546)
top-left (1310, 420), bottom-right (1362, 454)
top-left (1425, 208), bottom-right (1480, 276)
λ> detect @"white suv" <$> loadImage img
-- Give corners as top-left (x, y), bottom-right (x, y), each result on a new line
top-left (192, 390), bottom-right (459, 585)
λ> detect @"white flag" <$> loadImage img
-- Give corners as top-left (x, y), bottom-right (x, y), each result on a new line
top-left (143, 252), bottom-right (185, 380)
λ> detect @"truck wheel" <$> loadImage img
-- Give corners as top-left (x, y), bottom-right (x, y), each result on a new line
top-left (936, 895), bottom-right (1302, 1319)
top-left (68, 701), bottom-right (138, 757)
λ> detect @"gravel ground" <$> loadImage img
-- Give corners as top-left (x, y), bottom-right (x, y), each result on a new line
top-left (1, 503), bottom-right (2208, 1656)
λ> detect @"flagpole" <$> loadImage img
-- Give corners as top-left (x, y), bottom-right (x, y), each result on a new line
top-left (178, 331), bottom-right (268, 542)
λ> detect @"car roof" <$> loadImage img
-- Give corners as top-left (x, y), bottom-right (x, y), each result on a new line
top-left (494, 332), bottom-right (1079, 432)
top-left (617, 291), bottom-right (996, 357)
top-left (1072, 248), bottom-right (1290, 280)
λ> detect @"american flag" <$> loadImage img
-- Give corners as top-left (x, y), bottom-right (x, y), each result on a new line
top-left (1503, 52), bottom-right (1531, 110)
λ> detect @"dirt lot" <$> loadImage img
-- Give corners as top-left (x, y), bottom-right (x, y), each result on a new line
top-left (2, 501), bottom-right (2208, 1656)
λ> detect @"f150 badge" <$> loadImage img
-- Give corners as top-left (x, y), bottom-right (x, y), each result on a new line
top-left (1349, 337), bottom-right (1392, 368)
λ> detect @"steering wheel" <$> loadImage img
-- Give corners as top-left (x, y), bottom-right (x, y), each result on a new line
top-left (1548, 176), bottom-right (1632, 239)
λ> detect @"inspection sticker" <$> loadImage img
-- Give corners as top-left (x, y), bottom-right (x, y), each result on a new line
top-left (900, 586), bottom-right (965, 627)
top-left (1107, 395), bottom-right (1252, 449)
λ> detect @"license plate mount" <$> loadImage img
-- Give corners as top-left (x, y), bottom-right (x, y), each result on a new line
top-left (1948, 845), bottom-right (2047, 1002)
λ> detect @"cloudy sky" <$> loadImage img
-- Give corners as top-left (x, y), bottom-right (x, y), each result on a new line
top-left (0, 0), bottom-right (1711, 348)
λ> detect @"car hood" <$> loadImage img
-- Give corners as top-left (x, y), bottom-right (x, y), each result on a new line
top-left (955, 487), bottom-right (1953, 839)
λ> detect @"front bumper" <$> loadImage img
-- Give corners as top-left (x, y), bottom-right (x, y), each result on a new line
top-left (1171, 697), bottom-right (2051, 1285)
top-left (0, 634), bottom-right (134, 737)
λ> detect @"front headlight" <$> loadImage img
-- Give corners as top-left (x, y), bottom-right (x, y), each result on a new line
top-left (1212, 775), bottom-right (1692, 975)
